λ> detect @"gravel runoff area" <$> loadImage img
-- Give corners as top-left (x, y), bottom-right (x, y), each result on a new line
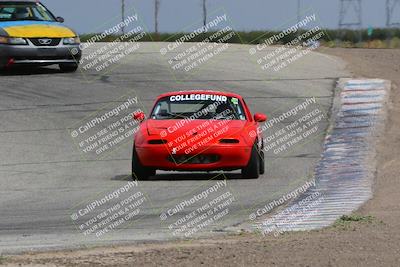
top-left (1, 48), bottom-right (400, 267)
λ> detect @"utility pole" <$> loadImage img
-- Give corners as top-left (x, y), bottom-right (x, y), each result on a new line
top-left (297, 0), bottom-right (301, 23)
top-left (202, 0), bottom-right (207, 27)
top-left (339, 0), bottom-right (363, 42)
top-left (386, 0), bottom-right (400, 46)
top-left (121, 0), bottom-right (125, 34)
top-left (386, 0), bottom-right (400, 27)
top-left (155, 0), bottom-right (160, 34)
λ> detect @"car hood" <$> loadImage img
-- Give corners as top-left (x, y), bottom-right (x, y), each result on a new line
top-left (0, 21), bottom-right (76, 38)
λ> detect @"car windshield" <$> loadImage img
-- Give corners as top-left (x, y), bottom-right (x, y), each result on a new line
top-left (0, 2), bottom-right (55, 21)
top-left (151, 94), bottom-right (247, 120)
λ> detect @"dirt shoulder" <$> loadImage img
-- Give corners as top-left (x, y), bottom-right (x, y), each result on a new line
top-left (2, 48), bottom-right (400, 267)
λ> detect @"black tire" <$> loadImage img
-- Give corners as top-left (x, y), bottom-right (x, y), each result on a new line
top-left (132, 146), bottom-right (155, 180)
top-left (241, 144), bottom-right (260, 179)
top-left (259, 150), bottom-right (265, 175)
top-left (59, 63), bottom-right (78, 72)
top-left (0, 62), bottom-right (6, 72)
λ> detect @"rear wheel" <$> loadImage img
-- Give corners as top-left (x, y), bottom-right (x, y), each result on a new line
top-left (59, 63), bottom-right (78, 72)
top-left (241, 145), bottom-right (260, 179)
top-left (0, 61), bottom-right (6, 71)
top-left (132, 146), bottom-right (155, 180)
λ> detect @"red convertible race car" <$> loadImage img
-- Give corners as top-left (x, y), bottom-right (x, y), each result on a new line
top-left (132, 91), bottom-right (267, 179)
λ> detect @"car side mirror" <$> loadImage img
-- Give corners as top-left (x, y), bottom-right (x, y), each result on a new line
top-left (133, 111), bottom-right (145, 121)
top-left (254, 113), bottom-right (267, 122)
top-left (56, 16), bottom-right (65, 23)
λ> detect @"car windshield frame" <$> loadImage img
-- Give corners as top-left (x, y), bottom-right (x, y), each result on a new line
top-left (150, 94), bottom-right (247, 121)
top-left (0, 1), bottom-right (56, 22)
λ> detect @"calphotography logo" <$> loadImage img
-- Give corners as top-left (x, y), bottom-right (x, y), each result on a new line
top-left (159, 177), bottom-right (236, 238)
top-left (259, 191), bottom-right (325, 237)
top-left (159, 9), bottom-right (240, 81)
top-left (253, 97), bottom-right (328, 158)
top-left (248, 10), bottom-right (328, 76)
top-left (70, 180), bottom-right (153, 238)
top-left (68, 90), bottom-right (146, 160)
top-left (249, 179), bottom-right (316, 221)
top-left (69, 5), bottom-right (149, 82)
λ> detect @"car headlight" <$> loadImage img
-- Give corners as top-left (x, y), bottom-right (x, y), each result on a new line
top-left (9, 37), bottom-right (28, 45)
top-left (0, 36), bottom-right (27, 45)
top-left (63, 36), bottom-right (80, 45)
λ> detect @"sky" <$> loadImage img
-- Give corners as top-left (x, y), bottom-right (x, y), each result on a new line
top-left (40, 0), bottom-right (399, 34)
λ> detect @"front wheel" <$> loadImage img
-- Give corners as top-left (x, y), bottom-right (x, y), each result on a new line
top-left (259, 150), bottom-right (265, 175)
top-left (59, 63), bottom-right (78, 72)
top-left (241, 145), bottom-right (260, 179)
top-left (132, 146), bottom-right (156, 180)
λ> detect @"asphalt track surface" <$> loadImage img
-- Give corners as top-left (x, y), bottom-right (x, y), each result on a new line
top-left (0, 43), bottom-right (349, 253)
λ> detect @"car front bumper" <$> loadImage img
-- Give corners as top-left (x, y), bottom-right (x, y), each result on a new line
top-left (136, 145), bottom-right (253, 171)
top-left (0, 42), bottom-right (81, 67)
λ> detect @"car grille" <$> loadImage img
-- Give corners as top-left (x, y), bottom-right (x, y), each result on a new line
top-left (168, 154), bottom-right (220, 164)
top-left (29, 38), bottom-right (61, 47)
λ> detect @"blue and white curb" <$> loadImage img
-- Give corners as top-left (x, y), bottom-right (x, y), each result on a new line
top-left (256, 79), bottom-right (390, 233)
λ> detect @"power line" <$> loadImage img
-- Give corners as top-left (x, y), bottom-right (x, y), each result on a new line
top-left (339, 0), bottom-right (362, 29)
top-left (386, 0), bottom-right (400, 27)
top-left (339, 0), bottom-right (363, 42)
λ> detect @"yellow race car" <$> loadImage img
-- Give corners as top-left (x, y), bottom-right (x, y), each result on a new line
top-left (0, 0), bottom-right (81, 72)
